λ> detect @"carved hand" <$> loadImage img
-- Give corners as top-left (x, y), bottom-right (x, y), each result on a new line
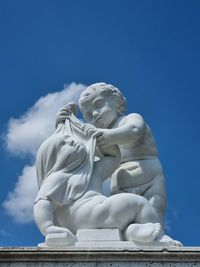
top-left (82, 123), bottom-right (103, 138)
top-left (96, 129), bottom-right (113, 146)
top-left (55, 102), bottom-right (78, 128)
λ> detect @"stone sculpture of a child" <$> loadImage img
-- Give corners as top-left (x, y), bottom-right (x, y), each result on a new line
top-left (35, 108), bottom-right (171, 246)
top-left (56, 83), bottom-right (166, 225)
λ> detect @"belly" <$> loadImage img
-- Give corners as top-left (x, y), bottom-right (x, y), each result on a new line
top-left (111, 158), bottom-right (164, 193)
top-left (120, 144), bottom-right (158, 163)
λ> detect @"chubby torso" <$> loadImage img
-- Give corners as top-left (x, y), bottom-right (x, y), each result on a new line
top-left (114, 115), bottom-right (158, 163)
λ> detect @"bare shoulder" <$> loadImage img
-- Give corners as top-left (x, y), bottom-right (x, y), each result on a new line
top-left (117, 113), bottom-right (145, 126)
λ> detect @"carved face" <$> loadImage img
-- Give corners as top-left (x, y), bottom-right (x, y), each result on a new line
top-left (80, 90), bottom-right (118, 129)
top-left (61, 138), bottom-right (86, 156)
top-left (54, 137), bottom-right (87, 172)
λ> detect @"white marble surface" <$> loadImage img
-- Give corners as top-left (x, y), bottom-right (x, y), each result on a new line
top-left (78, 83), bottom-right (166, 225)
top-left (76, 228), bottom-right (122, 242)
top-left (34, 82), bottom-right (181, 247)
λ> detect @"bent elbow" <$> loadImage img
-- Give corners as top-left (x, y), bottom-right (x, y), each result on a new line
top-left (129, 124), bottom-right (146, 141)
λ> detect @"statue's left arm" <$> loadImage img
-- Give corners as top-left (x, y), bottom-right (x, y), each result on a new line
top-left (97, 113), bottom-right (146, 146)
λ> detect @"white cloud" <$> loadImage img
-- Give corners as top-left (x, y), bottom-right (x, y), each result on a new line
top-left (3, 165), bottom-right (37, 223)
top-left (5, 82), bottom-right (86, 156)
top-left (3, 82), bottom-right (86, 223)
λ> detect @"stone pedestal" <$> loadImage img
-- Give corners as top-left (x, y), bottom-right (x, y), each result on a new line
top-left (39, 229), bottom-right (182, 248)
top-left (1, 247), bottom-right (200, 267)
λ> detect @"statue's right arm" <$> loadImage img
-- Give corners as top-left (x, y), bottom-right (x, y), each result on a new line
top-left (55, 102), bottom-right (78, 128)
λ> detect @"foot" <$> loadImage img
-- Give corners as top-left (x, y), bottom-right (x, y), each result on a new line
top-left (45, 226), bottom-right (77, 246)
top-left (124, 223), bottom-right (162, 243)
top-left (45, 225), bottom-right (71, 235)
top-left (156, 234), bottom-right (183, 247)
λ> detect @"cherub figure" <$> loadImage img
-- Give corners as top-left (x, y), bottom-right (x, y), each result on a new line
top-left (56, 83), bottom-right (166, 226)
top-left (35, 106), bottom-right (179, 246)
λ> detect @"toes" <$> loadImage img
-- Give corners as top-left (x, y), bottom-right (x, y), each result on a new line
top-left (46, 226), bottom-right (69, 235)
top-left (173, 240), bottom-right (183, 247)
top-left (152, 223), bottom-right (162, 239)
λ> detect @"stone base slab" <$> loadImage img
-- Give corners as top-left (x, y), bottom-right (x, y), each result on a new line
top-left (38, 228), bottom-right (182, 248)
top-left (1, 247), bottom-right (200, 266)
top-left (76, 228), bottom-right (122, 241)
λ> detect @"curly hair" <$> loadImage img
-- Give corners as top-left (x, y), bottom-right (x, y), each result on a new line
top-left (78, 82), bottom-right (126, 115)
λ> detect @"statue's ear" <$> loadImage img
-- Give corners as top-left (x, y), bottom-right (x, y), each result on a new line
top-left (112, 94), bottom-right (126, 116)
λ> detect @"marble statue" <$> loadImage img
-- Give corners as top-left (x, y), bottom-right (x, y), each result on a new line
top-left (34, 83), bottom-right (182, 247)
top-left (57, 83), bottom-right (166, 225)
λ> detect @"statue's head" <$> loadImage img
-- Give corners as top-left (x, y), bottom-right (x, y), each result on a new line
top-left (53, 135), bottom-right (87, 172)
top-left (36, 133), bottom-right (87, 184)
top-left (78, 82), bottom-right (126, 128)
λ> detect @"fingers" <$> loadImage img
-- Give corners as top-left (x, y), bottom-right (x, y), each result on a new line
top-left (55, 106), bottom-right (72, 128)
top-left (60, 108), bottom-right (71, 112)
top-left (59, 111), bottom-right (71, 117)
top-left (93, 131), bottom-right (103, 138)
top-left (83, 125), bottom-right (94, 136)
top-left (57, 108), bottom-right (72, 122)
top-left (57, 115), bottom-right (69, 121)
top-left (55, 117), bottom-right (66, 128)
top-left (67, 102), bottom-right (78, 113)
top-left (59, 104), bottom-right (71, 111)
top-left (64, 102), bottom-right (78, 115)
top-left (59, 107), bottom-right (72, 114)
top-left (59, 102), bottom-right (78, 116)
top-left (83, 124), bottom-right (103, 138)
top-left (55, 103), bottom-right (78, 129)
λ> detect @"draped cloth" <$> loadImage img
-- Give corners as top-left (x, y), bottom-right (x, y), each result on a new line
top-left (35, 114), bottom-right (96, 206)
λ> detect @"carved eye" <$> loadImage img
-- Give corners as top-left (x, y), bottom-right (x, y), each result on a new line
top-left (94, 99), bottom-right (104, 108)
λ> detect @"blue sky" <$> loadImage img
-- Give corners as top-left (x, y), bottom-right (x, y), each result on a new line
top-left (0, 0), bottom-right (200, 246)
